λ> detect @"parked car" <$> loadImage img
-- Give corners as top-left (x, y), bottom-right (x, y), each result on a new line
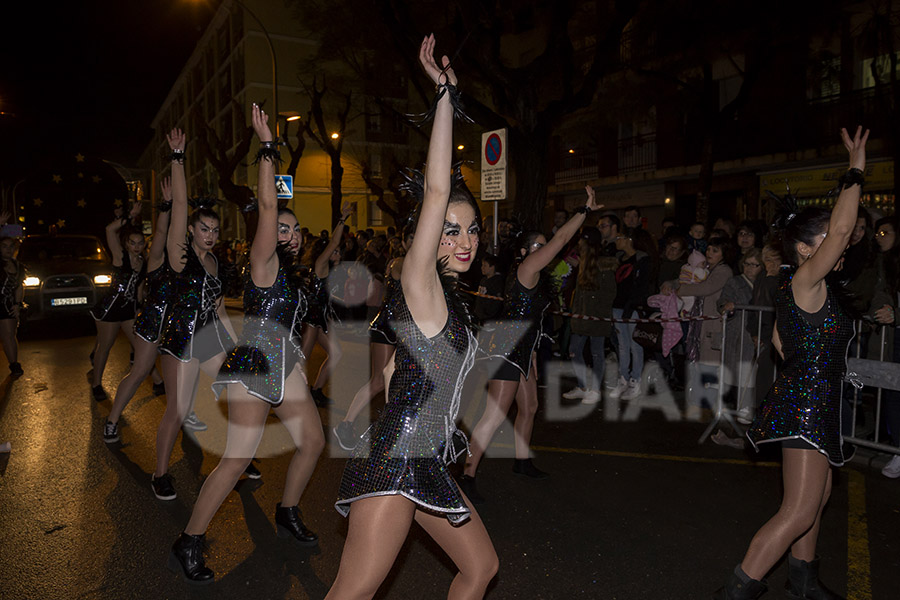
top-left (18, 234), bottom-right (113, 320)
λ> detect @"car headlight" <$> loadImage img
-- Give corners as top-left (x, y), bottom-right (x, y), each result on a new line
top-left (23, 276), bottom-right (41, 287)
top-left (93, 275), bottom-right (112, 285)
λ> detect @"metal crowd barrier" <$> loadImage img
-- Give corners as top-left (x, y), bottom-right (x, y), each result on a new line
top-left (696, 305), bottom-right (900, 458)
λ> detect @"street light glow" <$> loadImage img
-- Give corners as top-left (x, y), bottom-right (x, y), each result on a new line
top-left (331, 132), bottom-right (340, 139)
top-left (457, 145), bottom-right (465, 150)
top-left (568, 149), bottom-right (575, 154)
top-left (286, 115), bottom-right (301, 122)
top-left (665, 197), bottom-right (672, 204)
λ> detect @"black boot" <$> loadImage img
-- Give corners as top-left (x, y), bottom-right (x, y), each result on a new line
top-left (275, 503), bottom-right (318, 546)
top-left (168, 532), bottom-right (214, 584)
top-left (9, 362), bottom-right (23, 377)
top-left (513, 458), bottom-right (549, 479)
top-left (786, 556), bottom-right (844, 600)
top-left (458, 474), bottom-right (486, 504)
top-left (713, 566), bottom-right (767, 599)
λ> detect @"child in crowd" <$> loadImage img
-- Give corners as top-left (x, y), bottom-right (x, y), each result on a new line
top-left (687, 222), bottom-right (708, 254)
top-left (679, 249), bottom-right (708, 314)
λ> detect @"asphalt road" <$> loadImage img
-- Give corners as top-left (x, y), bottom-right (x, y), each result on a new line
top-left (0, 314), bottom-right (897, 600)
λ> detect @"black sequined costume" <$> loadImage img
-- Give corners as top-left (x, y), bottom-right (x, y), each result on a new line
top-left (134, 257), bottom-right (173, 344)
top-left (213, 255), bottom-right (308, 405)
top-left (0, 260), bottom-right (25, 319)
top-left (158, 246), bottom-right (232, 362)
top-left (336, 277), bottom-right (477, 524)
top-left (368, 275), bottom-right (400, 346)
top-left (482, 275), bottom-right (551, 379)
top-left (91, 253), bottom-right (146, 322)
top-left (302, 273), bottom-right (336, 333)
top-left (747, 268), bottom-right (854, 466)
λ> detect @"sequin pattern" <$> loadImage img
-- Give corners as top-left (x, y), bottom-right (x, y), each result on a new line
top-left (158, 246), bottom-right (231, 361)
top-left (213, 259), bottom-right (308, 405)
top-left (134, 259), bottom-right (173, 343)
top-left (91, 253), bottom-right (146, 322)
top-left (0, 260), bottom-right (25, 318)
top-left (368, 275), bottom-right (400, 345)
top-left (747, 267), bottom-right (853, 466)
top-left (336, 281), bottom-right (477, 524)
top-left (301, 272), bottom-right (336, 333)
top-left (482, 276), bottom-right (550, 378)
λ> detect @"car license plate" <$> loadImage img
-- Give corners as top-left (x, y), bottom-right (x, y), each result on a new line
top-left (51, 297), bottom-right (88, 306)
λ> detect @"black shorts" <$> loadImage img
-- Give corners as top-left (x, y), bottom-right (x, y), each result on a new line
top-left (781, 438), bottom-right (818, 451)
top-left (488, 358), bottom-right (522, 382)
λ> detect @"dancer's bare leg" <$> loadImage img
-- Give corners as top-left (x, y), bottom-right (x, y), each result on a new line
top-left (739, 448), bottom-right (831, 580)
top-left (512, 362), bottom-right (539, 459)
top-left (184, 384), bottom-right (269, 535)
top-left (154, 356), bottom-right (201, 477)
top-left (0, 319), bottom-right (18, 364)
top-left (344, 342), bottom-right (392, 423)
top-left (273, 366), bottom-right (326, 505)
top-left (108, 336), bottom-right (160, 424)
top-left (92, 320), bottom-right (122, 386)
top-left (463, 379), bottom-right (518, 476)
top-left (312, 329), bottom-right (342, 390)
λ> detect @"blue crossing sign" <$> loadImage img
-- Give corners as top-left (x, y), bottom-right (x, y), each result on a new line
top-left (274, 175), bottom-right (293, 200)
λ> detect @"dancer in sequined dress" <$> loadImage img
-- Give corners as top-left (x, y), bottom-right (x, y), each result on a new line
top-left (713, 126), bottom-right (869, 600)
top-left (102, 175), bottom-right (174, 444)
top-left (89, 202), bottom-right (147, 401)
top-left (0, 225), bottom-right (25, 377)
top-left (300, 201), bottom-right (352, 406)
top-left (460, 185), bottom-right (600, 502)
top-left (333, 227), bottom-right (412, 450)
top-left (151, 128), bottom-right (237, 502)
top-left (326, 36), bottom-right (498, 599)
top-left (167, 106), bottom-right (324, 584)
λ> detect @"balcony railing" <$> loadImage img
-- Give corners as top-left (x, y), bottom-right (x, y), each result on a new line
top-left (617, 133), bottom-right (657, 174)
top-left (554, 152), bottom-right (599, 185)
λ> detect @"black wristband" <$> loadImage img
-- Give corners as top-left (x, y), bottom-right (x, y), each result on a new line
top-left (169, 149), bottom-right (185, 164)
top-left (253, 142), bottom-right (282, 166)
top-left (155, 200), bottom-right (173, 213)
top-left (838, 167), bottom-right (865, 190)
top-left (573, 206), bottom-right (592, 215)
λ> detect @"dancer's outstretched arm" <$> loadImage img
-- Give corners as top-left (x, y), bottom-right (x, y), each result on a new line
top-left (402, 35), bottom-right (456, 334)
top-left (517, 185), bottom-right (599, 289)
top-left (147, 177), bottom-right (172, 272)
top-left (165, 128), bottom-right (189, 273)
top-left (105, 201), bottom-right (141, 268)
top-left (314, 202), bottom-right (353, 279)
top-left (248, 103), bottom-right (280, 287)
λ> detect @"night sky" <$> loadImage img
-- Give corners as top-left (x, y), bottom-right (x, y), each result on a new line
top-left (0, 0), bottom-right (217, 179)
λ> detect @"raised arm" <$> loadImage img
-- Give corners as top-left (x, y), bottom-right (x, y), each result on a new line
top-left (148, 177), bottom-right (172, 271)
top-left (105, 211), bottom-right (127, 267)
top-left (517, 185), bottom-right (599, 289)
top-left (401, 35), bottom-right (456, 307)
top-left (793, 126), bottom-right (869, 307)
top-left (165, 128), bottom-right (188, 273)
top-left (248, 104), bottom-right (280, 287)
top-left (314, 202), bottom-right (353, 278)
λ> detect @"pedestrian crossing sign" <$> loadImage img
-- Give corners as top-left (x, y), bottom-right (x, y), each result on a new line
top-left (274, 175), bottom-right (293, 200)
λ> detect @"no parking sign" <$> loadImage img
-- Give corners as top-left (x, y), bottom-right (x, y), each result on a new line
top-left (481, 128), bottom-right (507, 201)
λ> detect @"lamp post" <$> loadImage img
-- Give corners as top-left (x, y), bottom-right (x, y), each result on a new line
top-left (230, 0), bottom-right (279, 141)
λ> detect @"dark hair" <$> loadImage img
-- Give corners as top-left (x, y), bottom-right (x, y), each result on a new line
top-left (624, 205), bottom-right (641, 216)
top-left (736, 220), bottom-right (765, 248)
top-left (707, 235), bottom-right (737, 267)
top-left (664, 234), bottom-right (688, 255)
top-left (518, 231), bottom-right (544, 255)
top-left (277, 207), bottom-right (297, 220)
top-left (774, 207), bottom-right (831, 265)
top-left (481, 253), bottom-right (499, 269)
top-left (302, 237), bottom-right (332, 267)
top-left (600, 213), bottom-right (621, 232)
top-left (858, 207), bottom-right (872, 230)
top-left (405, 180), bottom-right (484, 237)
top-left (118, 224), bottom-right (144, 249)
top-left (189, 207), bottom-right (219, 227)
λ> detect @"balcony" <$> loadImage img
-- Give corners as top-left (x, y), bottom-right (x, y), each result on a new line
top-left (554, 151), bottom-right (599, 185)
top-left (617, 133), bottom-right (657, 174)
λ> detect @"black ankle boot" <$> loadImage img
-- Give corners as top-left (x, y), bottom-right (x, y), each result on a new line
top-left (168, 532), bottom-right (214, 584)
top-left (713, 566), bottom-right (767, 599)
top-left (513, 458), bottom-right (549, 479)
top-left (786, 556), bottom-right (844, 600)
top-left (9, 362), bottom-right (23, 377)
top-left (275, 503), bottom-right (318, 546)
top-left (458, 474), bottom-right (486, 504)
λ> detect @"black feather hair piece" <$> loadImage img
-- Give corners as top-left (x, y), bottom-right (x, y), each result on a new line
top-left (767, 185), bottom-right (801, 231)
top-left (188, 196), bottom-right (219, 211)
top-left (409, 83), bottom-right (475, 126)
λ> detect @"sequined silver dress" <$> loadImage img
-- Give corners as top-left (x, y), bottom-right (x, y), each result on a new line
top-left (747, 268), bottom-right (854, 466)
top-left (482, 276), bottom-right (551, 378)
top-left (336, 279), bottom-right (477, 524)
top-left (213, 257), bottom-right (307, 406)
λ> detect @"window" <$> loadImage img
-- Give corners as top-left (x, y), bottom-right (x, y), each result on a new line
top-left (368, 193), bottom-right (384, 226)
top-left (862, 52), bottom-right (900, 88)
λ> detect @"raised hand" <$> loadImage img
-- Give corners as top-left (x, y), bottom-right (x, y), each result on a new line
top-left (251, 103), bottom-right (273, 143)
top-left (418, 34), bottom-right (457, 87)
top-left (160, 176), bottom-right (173, 202)
top-left (129, 201), bottom-right (143, 221)
top-left (341, 201), bottom-right (354, 220)
top-left (0, 210), bottom-right (10, 226)
top-left (584, 185), bottom-right (602, 212)
top-left (166, 128), bottom-right (186, 152)
top-left (841, 126), bottom-right (869, 171)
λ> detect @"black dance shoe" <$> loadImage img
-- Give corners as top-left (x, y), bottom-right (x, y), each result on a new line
top-left (714, 567), bottom-right (767, 600)
top-left (168, 532), bottom-right (214, 584)
top-left (786, 556), bottom-right (844, 600)
top-left (512, 458), bottom-right (549, 479)
top-left (152, 382), bottom-right (166, 397)
top-left (244, 461), bottom-right (262, 479)
top-left (310, 388), bottom-right (332, 407)
top-left (9, 362), bottom-right (23, 377)
top-left (458, 474), bottom-right (486, 504)
top-left (333, 421), bottom-right (359, 451)
top-left (92, 385), bottom-right (107, 401)
top-left (275, 503), bottom-right (318, 546)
